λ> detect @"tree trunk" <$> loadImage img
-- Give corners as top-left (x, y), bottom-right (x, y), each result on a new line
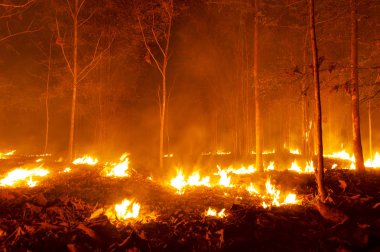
top-left (368, 99), bottom-right (372, 159)
top-left (44, 36), bottom-right (53, 154)
top-left (309, 0), bottom-right (326, 200)
top-left (254, 0), bottom-right (263, 172)
top-left (350, 0), bottom-right (365, 173)
top-left (68, 0), bottom-right (78, 162)
top-left (159, 68), bottom-right (166, 171)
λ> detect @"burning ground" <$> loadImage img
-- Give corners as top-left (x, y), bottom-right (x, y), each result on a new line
top-left (0, 152), bottom-right (379, 251)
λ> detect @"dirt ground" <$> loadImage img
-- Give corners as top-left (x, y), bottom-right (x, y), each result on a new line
top-left (0, 156), bottom-right (379, 251)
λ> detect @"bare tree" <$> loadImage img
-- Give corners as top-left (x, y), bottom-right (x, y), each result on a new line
top-left (137, 0), bottom-right (174, 171)
top-left (309, 0), bottom-right (326, 200)
top-left (56, 0), bottom-right (110, 161)
top-left (350, 0), bottom-right (365, 173)
top-left (253, 0), bottom-right (263, 172)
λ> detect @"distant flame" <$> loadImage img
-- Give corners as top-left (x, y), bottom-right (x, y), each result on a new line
top-left (205, 207), bottom-right (226, 218)
top-left (365, 152), bottom-right (380, 168)
top-left (170, 170), bottom-right (210, 194)
top-left (0, 150), bottom-right (16, 159)
top-left (72, 155), bottom-right (98, 165)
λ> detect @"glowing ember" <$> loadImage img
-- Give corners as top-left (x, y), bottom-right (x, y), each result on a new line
top-left (104, 153), bottom-right (130, 177)
top-left (0, 150), bottom-right (16, 159)
top-left (163, 153), bottom-right (174, 158)
top-left (0, 167), bottom-right (49, 187)
top-left (72, 155), bottom-right (98, 165)
top-left (205, 207), bottom-right (226, 218)
top-left (331, 163), bottom-right (338, 169)
top-left (365, 152), bottom-right (380, 168)
top-left (106, 199), bottom-right (140, 221)
top-left (63, 167), bottom-right (72, 173)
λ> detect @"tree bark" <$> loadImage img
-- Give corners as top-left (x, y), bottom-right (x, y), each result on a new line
top-left (309, 0), bottom-right (326, 200)
top-left (254, 0), bottom-right (263, 172)
top-left (68, 0), bottom-right (78, 162)
top-left (44, 36), bottom-right (53, 154)
top-left (350, 0), bottom-right (365, 173)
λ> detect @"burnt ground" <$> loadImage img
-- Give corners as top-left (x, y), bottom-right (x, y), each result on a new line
top-left (0, 157), bottom-right (379, 252)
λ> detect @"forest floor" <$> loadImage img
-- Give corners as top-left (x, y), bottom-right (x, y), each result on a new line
top-left (0, 156), bottom-right (379, 252)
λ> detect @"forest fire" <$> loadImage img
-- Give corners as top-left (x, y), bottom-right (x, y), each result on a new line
top-left (0, 0), bottom-right (378, 251)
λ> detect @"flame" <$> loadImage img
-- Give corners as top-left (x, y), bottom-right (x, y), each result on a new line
top-left (289, 161), bottom-right (302, 173)
top-left (0, 167), bottom-right (49, 187)
top-left (72, 155), bottom-right (98, 165)
top-left (365, 152), bottom-right (380, 168)
top-left (246, 183), bottom-right (259, 194)
top-left (63, 167), bottom-right (71, 173)
top-left (282, 193), bottom-right (298, 205)
top-left (216, 167), bottom-right (232, 187)
top-left (104, 153), bottom-right (130, 177)
top-left (265, 161), bottom-right (275, 171)
top-left (225, 165), bottom-right (256, 175)
top-left (205, 207), bottom-right (226, 218)
top-left (170, 170), bottom-right (211, 193)
top-left (265, 178), bottom-right (280, 207)
top-left (289, 160), bottom-right (314, 173)
top-left (331, 163), bottom-right (338, 169)
top-left (163, 153), bottom-right (174, 158)
top-left (289, 149), bottom-right (300, 155)
top-left (106, 199), bottom-right (140, 221)
top-left (187, 172), bottom-right (211, 187)
top-left (0, 150), bottom-right (16, 159)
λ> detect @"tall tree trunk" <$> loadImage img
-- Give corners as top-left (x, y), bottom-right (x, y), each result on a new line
top-left (68, 0), bottom-right (78, 162)
top-left (350, 0), bottom-right (365, 173)
top-left (368, 99), bottom-right (372, 159)
top-left (254, 0), bottom-right (263, 172)
top-left (309, 0), bottom-right (326, 200)
top-left (159, 69), bottom-right (166, 171)
top-left (44, 36), bottom-right (53, 154)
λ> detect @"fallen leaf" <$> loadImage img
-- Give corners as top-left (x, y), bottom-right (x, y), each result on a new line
top-left (373, 202), bottom-right (380, 209)
top-left (314, 201), bottom-right (348, 225)
top-left (77, 224), bottom-right (98, 240)
top-left (67, 243), bottom-right (77, 252)
top-left (89, 208), bottom-right (104, 220)
top-left (32, 193), bottom-right (48, 206)
top-left (338, 180), bottom-right (347, 192)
